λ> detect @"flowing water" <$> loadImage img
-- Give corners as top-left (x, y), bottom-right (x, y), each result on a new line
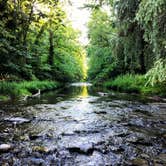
top-left (0, 83), bottom-right (166, 165)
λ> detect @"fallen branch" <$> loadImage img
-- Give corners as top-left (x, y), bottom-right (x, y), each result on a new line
top-left (20, 89), bottom-right (41, 101)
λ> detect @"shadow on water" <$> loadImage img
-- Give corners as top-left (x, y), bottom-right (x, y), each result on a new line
top-left (0, 82), bottom-right (166, 165)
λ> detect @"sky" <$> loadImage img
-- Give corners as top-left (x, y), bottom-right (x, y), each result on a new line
top-left (65, 0), bottom-right (91, 45)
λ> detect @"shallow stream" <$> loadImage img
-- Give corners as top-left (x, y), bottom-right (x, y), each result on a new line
top-left (0, 83), bottom-right (166, 165)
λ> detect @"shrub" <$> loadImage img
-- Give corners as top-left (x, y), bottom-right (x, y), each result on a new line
top-left (104, 74), bottom-right (146, 93)
top-left (145, 59), bottom-right (166, 86)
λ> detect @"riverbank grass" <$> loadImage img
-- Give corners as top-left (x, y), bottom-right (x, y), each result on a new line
top-left (104, 74), bottom-right (166, 96)
top-left (0, 81), bottom-right (60, 100)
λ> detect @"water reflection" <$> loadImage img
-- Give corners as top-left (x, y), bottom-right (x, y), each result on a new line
top-left (70, 82), bottom-right (92, 98)
top-left (79, 85), bottom-right (88, 98)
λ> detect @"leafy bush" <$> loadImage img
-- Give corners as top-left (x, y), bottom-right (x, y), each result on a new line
top-left (145, 59), bottom-right (166, 86)
top-left (104, 74), bottom-right (146, 93)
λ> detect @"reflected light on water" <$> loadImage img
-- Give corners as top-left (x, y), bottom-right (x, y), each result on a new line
top-left (80, 85), bottom-right (88, 98)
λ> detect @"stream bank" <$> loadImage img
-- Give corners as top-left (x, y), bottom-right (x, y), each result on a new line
top-left (0, 81), bottom-right (60, 102)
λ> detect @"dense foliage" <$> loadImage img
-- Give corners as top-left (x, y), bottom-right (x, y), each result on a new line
top-left (0, 0), bottom-right (84, 82)
top-left (145, 59), bottom-right (166, 86)
top-left (87, 9), bottom-right (116, 83)
top-left (0, 0), bottom-right (166, 98)
top-left (87, 0), bottom-right (166, 90)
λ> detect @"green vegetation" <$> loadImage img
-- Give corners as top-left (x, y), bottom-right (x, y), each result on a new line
top-left (0, 0), bottom-right (85, 82)
top-left (0, 81), bottom-right (59, 100)
top-left (0, 0), bottom-right (86, 100)
top-left (86, 0), bottom-right (166, 96)
top-left (104, 74), bottom-right (146, 93)
top-left (0, 0), bottom-right (166, 99)
top-left (104, 74), bottom-right (166, 96)
top-left (145, 59), bottom-right (166, 86)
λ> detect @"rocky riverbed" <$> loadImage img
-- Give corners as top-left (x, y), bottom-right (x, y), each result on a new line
top-left (0, 83), bottom-right (166, 165)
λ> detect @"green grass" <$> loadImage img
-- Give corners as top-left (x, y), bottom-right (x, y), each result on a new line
top-left (0, 80), bottom-right (60, 100)
top-left (104, 74), bottom-right (166, 96)
top-left (104, 74), bottom-right (145, 93)
top-left (0, 95), bottom-right (10, 101)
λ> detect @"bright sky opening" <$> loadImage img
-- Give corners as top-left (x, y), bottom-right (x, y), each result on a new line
top-left (65, 0), bottom-right (90, 45)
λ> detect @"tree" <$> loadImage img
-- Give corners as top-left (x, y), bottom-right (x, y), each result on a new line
top-left (0, 0), bottom-right (85, 82)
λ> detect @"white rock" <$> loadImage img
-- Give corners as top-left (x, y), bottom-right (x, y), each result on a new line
top-left (4, 117), bottom-right (30, 124)
top-left (0, 144), bottom-right (12, 152)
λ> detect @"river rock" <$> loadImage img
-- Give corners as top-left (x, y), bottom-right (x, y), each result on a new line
top-left (4, 117), bottom-right (30, 124)
top-left (131, 158), bottom-right (148, 166)
top-left (30, 158), bottom-right (46, 165)
top-left (0, 109), bottom-right (4, 113)
top-left (68, 143), bottom-right (94, 155)
top-left (98, 92), bottom-right (108, 96)
top-left (154, 153), bottom-right (166, 165)
top-left (0, 144), bottom-right (12, 152)
top-left (94, 111), bottom-right (107, 114)
top-left (56, 97), bottom-right (63, 101)
top-left (32, 145), bottom-right (57, 154)
top-left (29, 134), bottom-right (42, 140)
top-left (32, 146), bottom-right (49, 153)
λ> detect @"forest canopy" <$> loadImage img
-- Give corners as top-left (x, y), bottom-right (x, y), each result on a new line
top-left (87, 0), bottom-right (166, 88)
top-left (0, 0), bottom-right (85, 82)
top-left (0, 0), bottom-right (166, 98)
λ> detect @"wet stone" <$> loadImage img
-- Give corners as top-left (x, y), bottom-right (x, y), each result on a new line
top-left (88, 151), bottom-right (105, 165)
top-left (140, 153), bottom-right (150, 159)
top-left (32, 146), bottom-right (50, 153)
top-left (4, 117), bottom-right (30, 124)
top-left (0, 110), bottom-right (4, 113)
top-left (153, 153), bottom-right (166, 165)
top-left (29, 158), bottom-right (46, 165)
top-left (128, 118), bottom-right (145, 127)
top-left (68, 143), bottom-right (94, 155)
top-left (29, 134), bottom-right (42, 140)
top-left (61, 132), bottom-right (75, 136)
top-left (74, 129), bottom-right (100, 135)
top-left (0, 144), bottom-right (13, 152)
top-left (19, 134), bottom-right (30, 141)
top-left (131, 158), bottom-right (148, 166)
top-left (94, 111), bottom-right (107, 114)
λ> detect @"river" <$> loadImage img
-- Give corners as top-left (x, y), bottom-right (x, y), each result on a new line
top-left (0, 83), bottom-right (166, 165)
